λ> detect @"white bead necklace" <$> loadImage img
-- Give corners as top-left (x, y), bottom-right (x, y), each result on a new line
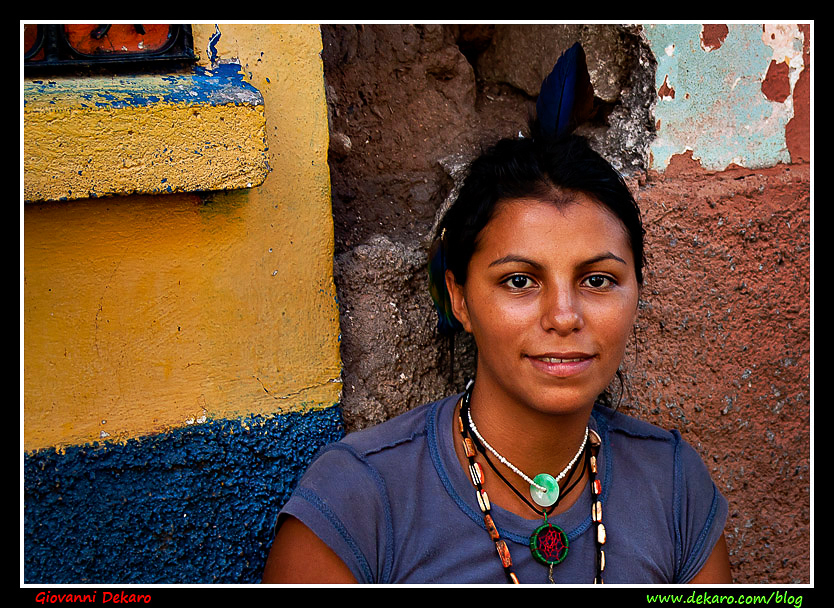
top-left (466, 405), bottom-right (589, 507)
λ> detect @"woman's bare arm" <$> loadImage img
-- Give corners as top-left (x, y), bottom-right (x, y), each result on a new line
top-left (688, 534), bottom-right (733, 584)
top-left (261, 516), bottom-right (358, 584)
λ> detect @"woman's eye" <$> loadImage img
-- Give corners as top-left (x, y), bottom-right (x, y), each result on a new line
top-left (584, 275), bottom-right (614, 289)
top-left (507, 275), bottom-right (533, 289)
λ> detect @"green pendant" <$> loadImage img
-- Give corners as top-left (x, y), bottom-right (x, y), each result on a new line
top-left (530, 473), bottom-right (560, 507)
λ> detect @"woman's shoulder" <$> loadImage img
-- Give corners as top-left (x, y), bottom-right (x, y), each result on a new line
top-left (592, 406), bottom-right (728, 584)
top-left (593, 403), bottom-right (720, 485)
top-left (592, 403), bottom-right (677, 443)
top-left (592, 403), bottom-right (705, 466)
top-left (285, 393), bottom-right (460, 530)
top-left (331, 392), bottom-right (461, 459)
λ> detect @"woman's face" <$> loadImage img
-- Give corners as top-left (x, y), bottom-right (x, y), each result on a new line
top-left (446, 195), bottom-right (640, 417)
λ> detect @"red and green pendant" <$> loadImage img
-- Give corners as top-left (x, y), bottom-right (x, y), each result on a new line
top-left (530, 516), bottom-right (570, 566)
top-left (528, 472), bottom-right (569, 566)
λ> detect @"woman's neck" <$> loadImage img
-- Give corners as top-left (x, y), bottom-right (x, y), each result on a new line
top-left (466, 377), bottom-right (594, 479)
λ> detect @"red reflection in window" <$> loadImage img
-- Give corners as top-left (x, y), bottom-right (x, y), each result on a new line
top-left (23, 24), bottom-right (44, 60)
top-left (63, 24), bottom-right (174, 56)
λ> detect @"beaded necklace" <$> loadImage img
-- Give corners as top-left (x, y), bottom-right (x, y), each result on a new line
top-left (467, 404), bottom-right (588, 505)
top-left (457, 385), bottom-right (606, 583)
top-left (472, 426), bottom-right (588, 519)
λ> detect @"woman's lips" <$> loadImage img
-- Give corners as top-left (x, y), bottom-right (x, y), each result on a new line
top-left (526, 353), bottom-right (595, 377)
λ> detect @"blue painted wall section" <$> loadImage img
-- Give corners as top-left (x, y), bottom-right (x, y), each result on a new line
top-left (645, 24), bottom-right (798, 171)
top-left (23, 406), bottom-right (344, 584)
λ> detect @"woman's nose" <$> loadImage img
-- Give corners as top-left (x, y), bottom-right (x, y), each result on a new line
top-left (541, 285), bottom-right (583, 334)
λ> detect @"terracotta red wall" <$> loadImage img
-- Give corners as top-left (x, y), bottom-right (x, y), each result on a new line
top-left (631, 158), bottom-right (810, 583)
top-left (630, 24), bottom-right (811, 583)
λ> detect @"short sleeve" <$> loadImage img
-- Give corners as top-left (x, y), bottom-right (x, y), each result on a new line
top-left (672, 431), bottom-right (729, 582)
top-left (278, 443), bottom-right (393, 584)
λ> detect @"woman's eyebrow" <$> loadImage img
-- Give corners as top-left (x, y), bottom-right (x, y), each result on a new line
top-left (488, 254), bottom-right (543, 269)
top-left (581, 252), bottom-right (628, 266)
top-left (488, 252), bottom-right (627, 268)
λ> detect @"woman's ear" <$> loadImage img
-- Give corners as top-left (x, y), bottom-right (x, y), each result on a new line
top-left (445, 269), bottom-right (472, 333)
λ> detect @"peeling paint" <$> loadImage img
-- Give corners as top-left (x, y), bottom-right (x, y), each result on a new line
top-left (207, 24), bottom-right (221, 65)
top-left (762, 60), bottom-right (791, 102)
top-left (646, 23), bottom-right (802, 171)
top-left (761, 24), bottom-right (805, 100)
top-left (25, 64), bottom-right (263, 111)
top-left (658, 74), bottom-right (675, 100)
top-left (700, 24), bottom-right (729, 51)
top-left (23, 65), bottom-right (268, 202)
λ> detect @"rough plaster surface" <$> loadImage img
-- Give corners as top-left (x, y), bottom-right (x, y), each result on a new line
top-left (23, 66), bottom-right (268, 202)
top-left (321, 23), bottom-right (810, 584)
top-left (632, 159), bottom-right (810, 584)
top-left (24, 406), bottom-right (344, 583)
top-left (475, 24), bottom-right (657, 174)
top-left (334, 234), bottom-right (476, 430)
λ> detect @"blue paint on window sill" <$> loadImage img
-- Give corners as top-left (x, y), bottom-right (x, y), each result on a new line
top-left (25, 63), bottom-right (263, 111)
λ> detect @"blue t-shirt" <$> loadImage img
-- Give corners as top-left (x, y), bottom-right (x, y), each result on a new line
top-left (279, 393), bottom-right (728, 584)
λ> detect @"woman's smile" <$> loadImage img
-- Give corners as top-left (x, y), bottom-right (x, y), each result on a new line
top-left (446, 194), bottom-right (640, 418)
top-left (525, 352), bottom-right (595, 378)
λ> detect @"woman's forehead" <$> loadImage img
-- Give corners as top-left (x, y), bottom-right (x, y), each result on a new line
top-left (479, 196), bottom-right (632, 252)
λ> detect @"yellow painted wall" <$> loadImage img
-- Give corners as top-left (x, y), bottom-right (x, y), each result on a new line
top-left (23, 24), bottom-right (342, 451)
top-left (23, 75), bottom-right (268, 202)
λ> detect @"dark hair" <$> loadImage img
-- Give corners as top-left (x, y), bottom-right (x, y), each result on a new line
top-left (439, 133), bottom-right (645, 290)
top-left (429, 132), bottom-right (645, 404)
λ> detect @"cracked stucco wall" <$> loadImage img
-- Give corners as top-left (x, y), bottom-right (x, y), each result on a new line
top-left (23, 24), bottom-right (343, 583)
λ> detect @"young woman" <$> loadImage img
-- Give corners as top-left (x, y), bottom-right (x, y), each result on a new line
top-left (261, 131), bottom-right (731, 584)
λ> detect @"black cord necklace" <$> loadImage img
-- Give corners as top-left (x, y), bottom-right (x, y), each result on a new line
top-left (460, 392), bottom-right (587, 517)
top-left (457, 383), bottom-right (606, 583)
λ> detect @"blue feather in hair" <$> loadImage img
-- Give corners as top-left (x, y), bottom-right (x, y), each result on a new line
top-left (536, 42), bottom-right (594, 139)
top-left (428, 230), bottom-right (463, 336)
